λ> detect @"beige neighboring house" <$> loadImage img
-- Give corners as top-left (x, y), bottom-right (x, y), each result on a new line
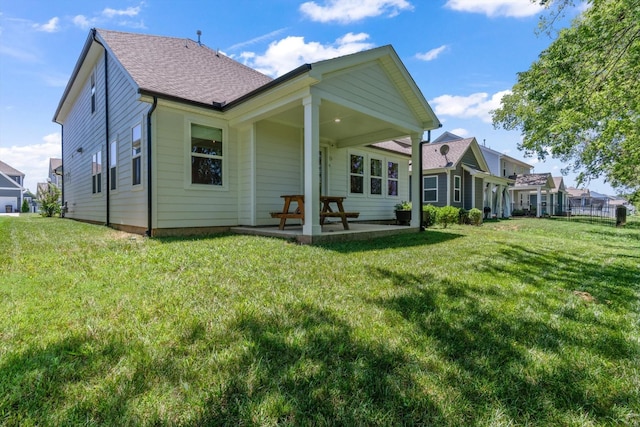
top-left (53, 29), bottom-right (440, 242)
top-left (511, 173), bottom-right (555, 217)
top-left (0, 160), bottom-right (25, 214)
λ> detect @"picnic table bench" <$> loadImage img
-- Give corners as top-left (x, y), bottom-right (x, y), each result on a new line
top-left (270, 195), bottom-right (359, 230)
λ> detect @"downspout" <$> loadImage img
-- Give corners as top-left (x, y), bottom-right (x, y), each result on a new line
top-left (92, 31), bottom-right (110, 226)
top-left (146, 96), bottom-right (158, 236)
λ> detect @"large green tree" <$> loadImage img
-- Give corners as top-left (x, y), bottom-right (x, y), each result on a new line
top-left (493, 0), bottom-right (639, 198)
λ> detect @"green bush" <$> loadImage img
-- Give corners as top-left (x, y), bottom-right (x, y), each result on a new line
top-left (38, 183), bottom-right (61, 217)
top-left (422, 204), bottom-right (438, 227)
top-left (458, 208), bottom-right (469, 225)
top-left (437, 206), bottom-right (459, 228)
top-left (468, 208), bottom-right (483, 225)
top-left (21, 199), bottom-right (29, 213)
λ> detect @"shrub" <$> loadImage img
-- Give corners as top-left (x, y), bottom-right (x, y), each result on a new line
top-left (38, 183), bottom-right (61, 217)
top-left (422, 204), bottom-right (438, 227)
top-left (468, 208), bottom-right (483, 225)
top-left (395, 201), bottom-right (411, 210)
top-left (21, 199), bottom-right (30, 213)
top-left (458, 208), bottom-right (469, 225)
top-left (437, 205), bottom-right (459, 228)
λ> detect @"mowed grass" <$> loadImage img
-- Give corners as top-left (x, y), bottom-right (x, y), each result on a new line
top-left (1, 215), bottom-right (638, 426)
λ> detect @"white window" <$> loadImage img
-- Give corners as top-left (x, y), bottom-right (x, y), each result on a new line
top-left (370, 157), bottom-right (383, 195)
top-left (110, 140), bottom-right (117, 190)
top-left (92, 151), bottom-right (102, 194)
top-left (132, 124), bottom-right (142, 186)
top-left (454, 175), bottom-right (461, 203)
top-left (90, 72), bottom-right (96, 114)
top-left (349, 154), bottom-right (364, 194)
top-left (191, 123), bottom-right (223, 185)
top-left (423, 176), bottom-right (438, 202)
top-left (387, 161), bottom-right (399, 196)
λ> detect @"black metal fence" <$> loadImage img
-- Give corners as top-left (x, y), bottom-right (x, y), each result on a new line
top-left (511, 203), bottom-right (628, 226)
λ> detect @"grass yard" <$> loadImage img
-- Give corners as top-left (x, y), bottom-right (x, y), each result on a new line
top-left (1, 215), bottom-right (639, 426)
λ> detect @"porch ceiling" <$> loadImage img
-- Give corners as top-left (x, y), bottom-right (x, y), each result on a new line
top-left (266, 99), bottom-right (409, 148)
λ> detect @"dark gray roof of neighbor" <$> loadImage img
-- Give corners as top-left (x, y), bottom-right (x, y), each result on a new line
top-left (515, 173), bottom-right (552, 186)
top-left (97, 29), bottom-right (274, 106)
top-left (0, 160), bottom-right (24, 177)
top-left (422, 138), bottom-right (475, 169)
top-left (370, 137), bottom-right (412, 156)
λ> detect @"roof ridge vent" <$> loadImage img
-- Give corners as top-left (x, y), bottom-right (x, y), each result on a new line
top-left (197, 30), bottom-right (202, 46)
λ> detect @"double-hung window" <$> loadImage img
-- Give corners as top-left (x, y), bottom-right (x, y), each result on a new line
top-left (191, 124), bottom-right (223, 186)
top-left (110, 140), bottom-right (117, 190)
top-left (132, 124), bottom-right (142, 186)
top-left (387, 161), bottom-right (399, 196)
top-left (454, 175), bottom-right (461, 203)
top-left (90, 73), bottom-right (96, 114)
top-left (92, 151), bottom-right (102, 194)
top-left (370, 158), bottom-right (383, 195)
top-left (349, 154), bottom-right (364, 194)
top-left (423, 176), bottom-right (438, 202)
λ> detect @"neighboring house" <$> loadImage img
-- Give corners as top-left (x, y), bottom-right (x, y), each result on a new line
top-left (548, 176), bottom-right (567, 215)
top-left (428, 132), bottom-right (527, 218)
top-left (0, 160), bottom-right (25, 213)
top-left (53, 29), bottom-right (440, 240)
top-left (566, 187), bottom-right (590, 209)
top-left (511, 173), bottom-right (555, 216)
top-left (421, 136), bottom-right (491, 212)
top-left (49, 158), bottom-right (63, 188)
top-left (22, 189), bottom-right (38, 213)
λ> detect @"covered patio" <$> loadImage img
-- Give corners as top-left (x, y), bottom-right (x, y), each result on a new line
top-left (232, 222), bottom-right (417, 244)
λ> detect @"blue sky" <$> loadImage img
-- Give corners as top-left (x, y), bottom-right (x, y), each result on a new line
top-left (0, 0), bottom-right (613, 195)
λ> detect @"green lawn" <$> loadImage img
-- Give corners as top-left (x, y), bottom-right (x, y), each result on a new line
top-left (1, 215), bottom-right (638, 426)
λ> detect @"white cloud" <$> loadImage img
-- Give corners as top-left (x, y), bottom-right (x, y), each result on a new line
top-left (430, 90), bottom-right (511, 123)
top-left (227, 28), bottom-right (289, 51)
top-left (33, 17), bottom-right (60, 33)
top-left (416, 44), bottom-right (448, 61)
top-left (300, 0), bottom-right (413, 23)
top-left (241, 32), bottom-right (375, 77)
top-left (0, 133), bottom-right (61, 193)
top-left (444, 0), bottom-right (543, 17)
top-left (72, 3), bottom-right (145, 30)
top-left (102, 6), bottom-right (141, 18)
top-left (450, 128), bottom-right (469, 137)
top-left (72, 15), bottom-right (93, 30)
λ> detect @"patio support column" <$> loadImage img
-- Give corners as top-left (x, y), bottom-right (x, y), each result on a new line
top-left (497, 184), bottom-right (503, 218)
top-left (410, 133), bottom-right (422, 227)
top-left (471, 176), bottom-right (476, 210)
top-left (302, 94), bottom-right (322, 236)
top-left (536, 186), bottom-right (542, 217)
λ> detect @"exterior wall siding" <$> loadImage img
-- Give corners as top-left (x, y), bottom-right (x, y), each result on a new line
top-left (320, 63), bottom-right (417, 127)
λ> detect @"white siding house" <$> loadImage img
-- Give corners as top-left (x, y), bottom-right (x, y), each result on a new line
top-left (54, 29), bottom-right (440, 242)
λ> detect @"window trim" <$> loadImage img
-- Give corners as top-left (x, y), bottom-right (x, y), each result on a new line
top-left (90, 72), bottom-right (96, 114)
top-left (184, 119), bottom-right (229, 191)
top-left (110, 139), bottom-right (117, 191)
top-left (369, 155), bottom-right (384, 197)
top-left (453, 175), bottom-right (461, 203)
top-left (132, 123), bottom-right (142, 188)
top-left (387, 160), bottom-right (399, 197)
top-left (92, 150), bottom-right (102, 194)
top-left (423, 175), bottom-right (438, 203)
top-left (348, 152), bottom-right (365, 196)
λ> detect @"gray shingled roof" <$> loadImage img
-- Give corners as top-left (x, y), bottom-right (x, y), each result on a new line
top-left (422, 138), bottom-right (474, 169)
top-left (515, 173), bottom-right (552, 186)
top-left (97, 29), bottom-right (273, 106)
top-left (0, 160), bottom-right (25, 177)
top-left (370, 137), bottom-right (412, 156)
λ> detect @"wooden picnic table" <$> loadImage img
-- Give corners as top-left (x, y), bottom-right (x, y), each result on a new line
top-left (319, 196), bottom-right (359, 230)
top-left (270, 195), bottom-right (360, 230)
top-left (270, 195), bottom-right (305, 230)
